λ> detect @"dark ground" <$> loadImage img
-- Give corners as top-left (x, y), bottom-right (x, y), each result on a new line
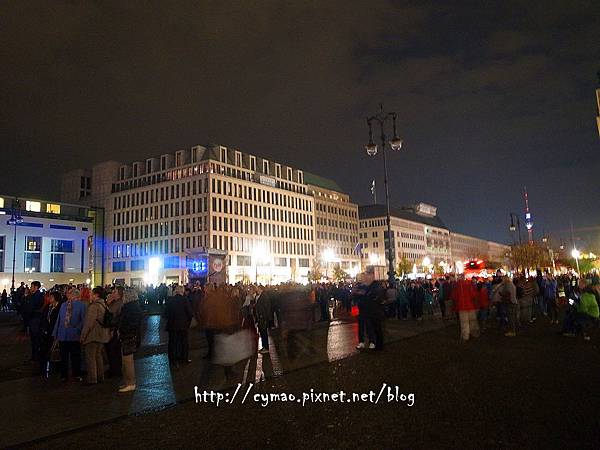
top-left (17, 320), bottom-right (600, 450)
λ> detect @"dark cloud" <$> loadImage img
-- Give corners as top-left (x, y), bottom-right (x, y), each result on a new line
top-left (1, 0), bottom-right (599, 245)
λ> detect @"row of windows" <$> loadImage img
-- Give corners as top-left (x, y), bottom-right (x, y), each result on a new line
top-left (113, 253), bottom-right (312, 274)
top-left (114, 160), bottom-right (307, 196)
top-left (113, 179), bottom-right (209, 210)
top-left (114, 198), bottom-right (208, 226)
top-left (113, 236), bottom-right (210, 259)
top-left (315, 216), bottom-right (357, 231)
top-left (315, 231), bottom-right (357, 244)
top-left (2, 237), bottom-right (76, 273)
top-left (113, 178), bottom-right (313, 224)
top-left (210, 235), bottom-right (314, 257)
top-left (400, 232), bottom-right (424, 241)
top-left (359, 230), bottom-right (425, 241)
top-left (211, 178), bottom-right (312, 211)
top-left (401, 242), bottom-right (425, 250)
top-left (211, 197), bottom-right (313, 226)
top-left (0, 199), bottom-right (63, 215)
top-left (361, 251), bottom-right (424, 262)
top-left (234, 255), bottom-right (310, 267)
top-left (113, 216), bottom-right (208, 242)
top-left (315, 244), bottom-right (358, 257)
top-left (211, 216), bottom-right (313, 241)
top-left (315, 203), bottom-right (357, 218)
top-left (114, 163), bottom-right (211, 193)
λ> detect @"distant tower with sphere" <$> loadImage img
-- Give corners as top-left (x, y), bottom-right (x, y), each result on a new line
top-left (524, 187), bottom-right (534, 244)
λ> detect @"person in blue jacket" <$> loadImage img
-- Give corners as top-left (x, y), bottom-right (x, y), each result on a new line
top-left (53, 286), bottom-right (87, 381)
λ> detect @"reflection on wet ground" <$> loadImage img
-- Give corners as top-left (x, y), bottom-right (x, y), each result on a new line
top-left (0, 311), bottom-right (449, 448)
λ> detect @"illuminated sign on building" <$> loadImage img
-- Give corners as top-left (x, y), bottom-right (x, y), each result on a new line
top-left (259, 175), bottom-right (276, 188)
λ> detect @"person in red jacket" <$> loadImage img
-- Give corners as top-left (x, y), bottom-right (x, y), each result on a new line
top-left (451, 275), bottom-right (479, 341)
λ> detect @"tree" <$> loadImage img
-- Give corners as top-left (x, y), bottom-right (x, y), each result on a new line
top-left (395, 257), bottom-right (412, 277)
top-left (567, 257), bottom-right (597, 274)
top-left (308, 261), bottom-right (323, 282)
top-left (510, 243), bottom-right (551, 271)
top-left (486, 261), bottom-right (504, 271)
top-left (332, 264), bottom-right (349, 282)
top-left (434, 264), bottom-right (446, 276)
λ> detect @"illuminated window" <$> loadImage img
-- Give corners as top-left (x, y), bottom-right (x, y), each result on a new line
top-left (25, 201), bottom-right (41, 212)
top-left (0, 197), bottom-right (4, 209)
top-left (46, 204), bottom-right (61, 214)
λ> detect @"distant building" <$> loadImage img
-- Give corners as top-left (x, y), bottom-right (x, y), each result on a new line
top-left (0, 195), bottom-right (103, 289)
top-left (449, 232), bottom-right (489, 262)
top-left (358, 203), bottom-right (450, 270)
top-left (358, 203), bottom-right (510, 274)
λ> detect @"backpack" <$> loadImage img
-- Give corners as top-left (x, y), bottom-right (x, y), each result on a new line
top-left (98, 302), bottom-right (114, 328)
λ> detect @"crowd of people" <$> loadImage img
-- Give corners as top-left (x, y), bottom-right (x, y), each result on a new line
top-left (8, 282), bottom-right (143, 392)
top-left (5, 267), bottom-right (599, 393)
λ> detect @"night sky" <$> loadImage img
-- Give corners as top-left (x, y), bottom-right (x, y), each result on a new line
top-left (1, 1), bottom-right (599, 246)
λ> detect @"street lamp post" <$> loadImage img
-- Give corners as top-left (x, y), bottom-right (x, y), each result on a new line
top-left (571, 248), bottom-right (581, 274)
top-left (509, 213), bottom-right (523, 245)
top-left (7, 205), bottom-right (24, 295)
top-left (365, 104), bottom-right (403, 287)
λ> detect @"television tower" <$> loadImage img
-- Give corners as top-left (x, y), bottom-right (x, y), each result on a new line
top-left (524, 187), bottom-right (533, 244)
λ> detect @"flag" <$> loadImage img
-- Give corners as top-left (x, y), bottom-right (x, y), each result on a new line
top-left (354, 242), bottom-right (364, 255)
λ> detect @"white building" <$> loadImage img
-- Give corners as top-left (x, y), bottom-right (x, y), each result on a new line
top-left (63, 145), bottom-right (338, 286)
top-left (0, 195), bottom-right (102, 290)
top-left (359, 203), bottom-right (510, 275)
top-left (359, 203), bottom-right (450, 271)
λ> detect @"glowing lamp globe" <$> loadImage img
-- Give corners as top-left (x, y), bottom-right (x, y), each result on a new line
top-left (389, 137), bottom-right (403, 151)
top-left (365, 142), bottom-right (377, 156)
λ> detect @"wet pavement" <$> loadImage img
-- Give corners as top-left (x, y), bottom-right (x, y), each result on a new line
top-left (0, 310), bottom-right (450, 448)
top-left (26, 321), bottom-right (599, 450)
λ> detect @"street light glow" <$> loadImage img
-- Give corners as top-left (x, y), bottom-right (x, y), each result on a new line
top-left (252, 244), bottom-right (269, 264)
top-left (145, 256), bottom-right (161, 286)
top-left (322, 248), bottom-right (336, 263)
top-left (571, 248), bottom-right (580, 259)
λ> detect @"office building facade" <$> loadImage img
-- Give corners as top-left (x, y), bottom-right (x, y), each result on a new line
top-left (305, 173), bottom-right (360, 278)
top-left (64, 145), bottom-right (327, 285)
top-left (359, 203), bottom-right (510, 274)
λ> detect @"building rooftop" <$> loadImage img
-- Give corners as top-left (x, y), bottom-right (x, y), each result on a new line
top-left (359, 204), bottom-right (448, 229)
top-left (304, 172), bottom-right (345, 193)
top-left (0, 194), bottom-right (94, 222)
